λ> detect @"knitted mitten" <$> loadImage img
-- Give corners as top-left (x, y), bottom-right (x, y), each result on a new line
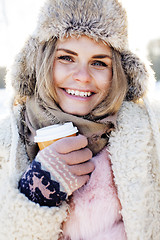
top-left (19, 134), bottom-right (94, 206)
top-left (36, 134), bottom-right (93, 195)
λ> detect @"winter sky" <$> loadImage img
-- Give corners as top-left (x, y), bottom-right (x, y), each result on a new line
top-left (0, 0), bottom-right (160, 67)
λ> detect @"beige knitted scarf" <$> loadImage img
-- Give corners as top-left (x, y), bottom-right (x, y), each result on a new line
top-left (20, 91), bottom-right (117, 161)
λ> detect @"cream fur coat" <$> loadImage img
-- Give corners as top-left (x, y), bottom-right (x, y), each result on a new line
top-left (0, 100), bottom-right (160, 240)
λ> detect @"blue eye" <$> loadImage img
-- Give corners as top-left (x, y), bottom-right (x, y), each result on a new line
top-left (57, 55), bottom-right (73, 62)
top-left (92, 61), bottom-right (107, 67)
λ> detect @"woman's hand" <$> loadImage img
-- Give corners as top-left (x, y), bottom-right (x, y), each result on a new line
top-left (36, 134), bottom-right (94, 195)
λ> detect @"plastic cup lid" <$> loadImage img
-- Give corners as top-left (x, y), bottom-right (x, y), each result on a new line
top-left (34, 122), bottom-right (78, 142)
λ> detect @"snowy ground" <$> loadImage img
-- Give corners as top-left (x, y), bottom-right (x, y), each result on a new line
top-left (154, 81), bottom-right (160, 97)
top-left (0, 83), bottom-right (160, 118)
top-left (0, 88), bottom-right (11, 118)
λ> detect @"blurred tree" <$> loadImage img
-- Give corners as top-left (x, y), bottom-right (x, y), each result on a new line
top-left (0, 67), bottom-right (6, 88)
top-left (147, 39), bottom-right (160, 81)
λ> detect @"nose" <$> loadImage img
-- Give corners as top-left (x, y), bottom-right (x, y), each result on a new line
top-left (72, 64), bottom-right (92, 83)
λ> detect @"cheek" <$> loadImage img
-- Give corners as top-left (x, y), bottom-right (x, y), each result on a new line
top-left (53, 64), bottom-right (65, 85)
top-left (53, 63), bottom-right (72, 86)
top-left (95, 70), bottom-right (112, 91)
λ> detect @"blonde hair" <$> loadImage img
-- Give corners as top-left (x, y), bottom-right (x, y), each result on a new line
top-left (92, 49), bottom-right (128, 116)
top-left (35, 38), bottom-right (58, 101)
top-left (36, 38), bottom-right (128, 116)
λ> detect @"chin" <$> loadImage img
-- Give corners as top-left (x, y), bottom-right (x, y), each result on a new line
top-left (67, 111), bottom-right (89, 116)
top-left (62, 107), bottom-right (91, 116)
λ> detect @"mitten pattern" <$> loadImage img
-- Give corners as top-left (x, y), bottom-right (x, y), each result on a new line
top-left (19, 159), bottom-right (67, 207)
top-left (37, 147), bottom-right (79, 196)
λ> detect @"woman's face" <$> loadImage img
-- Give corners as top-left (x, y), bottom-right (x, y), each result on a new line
top-left (53, 36), bottom-right (112, 116)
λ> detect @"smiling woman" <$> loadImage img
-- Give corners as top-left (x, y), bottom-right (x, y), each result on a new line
top-left (35, 36), bottom-right (127, 118)
top-left (52, 36), bottom-right (113, 116)
top-left (0, 0), bottom-right (160, 240)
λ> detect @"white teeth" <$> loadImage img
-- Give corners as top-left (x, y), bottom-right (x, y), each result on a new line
top-left (75, 91), bottom-right (79, 96)
top-left (66, 89), bottom-right (92, 97)
top-left (80, 92), bottom-right (84, 97)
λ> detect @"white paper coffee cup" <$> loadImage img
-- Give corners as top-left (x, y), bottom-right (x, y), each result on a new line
top-left (34, 122), bottom-right (78, 150)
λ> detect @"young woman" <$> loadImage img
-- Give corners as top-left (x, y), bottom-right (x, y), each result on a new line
top-left (0, 0), bottom-right (160, 239)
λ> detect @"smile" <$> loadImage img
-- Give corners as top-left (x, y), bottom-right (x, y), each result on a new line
top-left (65, 89), bottom-right (93, 97)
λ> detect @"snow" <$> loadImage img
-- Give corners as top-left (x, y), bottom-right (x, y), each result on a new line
top-left (155, 81), bottom-right (160, 98)
top-left (0, 88), bottom-right (10, 118)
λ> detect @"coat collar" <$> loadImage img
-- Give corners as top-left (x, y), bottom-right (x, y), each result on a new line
top-left (109, 101), bottom-right (160, 239)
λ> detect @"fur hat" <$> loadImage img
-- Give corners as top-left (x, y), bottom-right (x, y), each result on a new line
top-left (10, 0), bottom-right (154, 101)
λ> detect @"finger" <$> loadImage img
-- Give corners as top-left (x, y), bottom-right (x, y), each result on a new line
top-left (53, 134), bottom-right (88, 154)
top-left (62, 148), bottom-right (92, 165)
top-left (74, 175), bottom-right (90, 191)
top-left (69, 161), bottom-right (95, 176)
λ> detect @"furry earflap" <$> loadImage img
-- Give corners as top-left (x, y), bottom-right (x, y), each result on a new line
top-left (10, 37), bottom-right (39, 97)
top-left (121, 51), bottom-right (154, 101)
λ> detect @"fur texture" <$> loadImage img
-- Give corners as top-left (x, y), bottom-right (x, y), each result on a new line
top-left (35, 0), bottom-right (128, 50)
top-left (2, 0), bottom-right (160, 239)
top-left (62, 148), bottom-right (127, 239)
top-left (0, 102), bottom-right (160, 239)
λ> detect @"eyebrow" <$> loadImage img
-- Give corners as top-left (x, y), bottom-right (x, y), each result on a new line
top-left (56, 48), bottom-right (112, 59)
top-left (56, 48), bottom-right (78, 56)
top-left (92, 54), bottom-right (112, 59)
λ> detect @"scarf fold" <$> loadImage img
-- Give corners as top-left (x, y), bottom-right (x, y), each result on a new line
top-left (19, 92), bottom-right (117, 161)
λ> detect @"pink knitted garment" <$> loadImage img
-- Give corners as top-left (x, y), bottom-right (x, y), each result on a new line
top-left (62, 148), bottom-right (127, 240)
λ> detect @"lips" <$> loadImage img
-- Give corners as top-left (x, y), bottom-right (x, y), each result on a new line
top-left (64, 89), bottom-right (94, 97)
